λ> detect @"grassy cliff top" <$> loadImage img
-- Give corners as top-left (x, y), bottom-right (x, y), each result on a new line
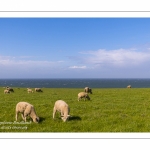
top-left (0, 87), bottom-right (150, 132)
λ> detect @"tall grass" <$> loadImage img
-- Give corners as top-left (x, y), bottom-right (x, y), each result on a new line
top-left (0, 87), bottom-right (150, 132)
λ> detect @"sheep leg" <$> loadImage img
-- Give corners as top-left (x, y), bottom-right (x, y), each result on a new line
top-left (23, 113), bottom-right (28, 122)
top-left (60, 111), bottom-right (64, 117)
top-left (24, 117), bottom-right (27, 122)
top-left (21, 113), bottom-right (25, 121)
top-left (15, 112), bottom-right (18, 121)
top-left (53, 107), bottom-right (56, 119)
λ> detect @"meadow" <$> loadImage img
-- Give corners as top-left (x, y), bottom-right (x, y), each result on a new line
top-left (0, 87), bottom-right (150, 132)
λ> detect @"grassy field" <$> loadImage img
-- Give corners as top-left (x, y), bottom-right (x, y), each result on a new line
top-left (0, 87), bottom-right (150, 132)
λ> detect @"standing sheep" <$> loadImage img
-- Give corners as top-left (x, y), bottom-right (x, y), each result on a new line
top-left (127, 85), bottom-right (131, 88)
top-left (15, 102), bottom-right (39, 123)
top-left (6, 87), bottom-right (14, 92)
top-left (78, 92), bottom-right (90, 101)
top-left (27, 88), bottom-right (34, 93)
top-left (53, 100), bottom-right (70, 122)
top-left (35, 88), bottom-right (43, 92)
top-left (84, 87), bottom-right (92, 94)
top-left (4, 89), bottom-right (10, 94)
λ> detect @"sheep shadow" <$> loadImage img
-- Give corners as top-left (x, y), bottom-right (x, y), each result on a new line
top-left (69, 116), bottom-right (81, 121)
top-left (38, 117), bottom-right (46, 123)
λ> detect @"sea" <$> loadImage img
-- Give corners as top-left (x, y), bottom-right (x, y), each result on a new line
top-left (1, 78), bottom-right (150, 88)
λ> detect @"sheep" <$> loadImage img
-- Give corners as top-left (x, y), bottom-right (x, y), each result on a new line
top-left (35, 88), bottom-right (43, 92)
top-left (78, 92), bottom-right (90, 101)
top-left (127, 85), bottom-right (131, 88)
top-left (53, 100), bottom-right (70, 122)
top-left (4, 89), bottom-right (10, 94)
top-left (27, 88), bottom-right (34, 93)
top-left (15, 102), bottom-right (39, 123)
top-left (84, 87), bottom-right (92, 94)
top-left (6, 87), bottom-right (14, 92)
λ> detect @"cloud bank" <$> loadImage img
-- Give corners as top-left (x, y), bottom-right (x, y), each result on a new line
top-left (0, 56), bottom-right (65, 78)
top-left (68, 48), bottom-right (150, 78)
top-left (1, 47), bottom-right (150, 78)
top-left (79, 48), bottom-right (150, 68)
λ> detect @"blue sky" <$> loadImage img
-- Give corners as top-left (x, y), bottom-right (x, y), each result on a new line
top-left (1, 18), bottom-right (150, 78)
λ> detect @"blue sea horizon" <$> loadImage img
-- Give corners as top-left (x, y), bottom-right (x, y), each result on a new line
top-left (0, 78), bottom-right (150, 88)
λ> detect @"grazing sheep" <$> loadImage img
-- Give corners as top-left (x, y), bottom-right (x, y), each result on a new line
top-left (53, 100), bottom-right (70, 122)
top-left (27, 88), bottom-right (34, 93)
top-left (84, 87), bottom-right (92, 94)
top-left (6, 87), bottom-right (14, 92)
top-left (78, 92), bottom-right (90, 101)
top-left (15, 102), bottom-right (39, 123)
top-left (127, 85), bottom-right (131, 88)
top-left (4, 89), bottom-right (10, 94)
top-left (35, 88), bottom-right (43, 92)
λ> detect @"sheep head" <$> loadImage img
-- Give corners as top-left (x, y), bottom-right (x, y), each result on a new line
top-left (61, 115), bottom-right (70, 122)
top-left (33, 117), bottom-right (40, 123)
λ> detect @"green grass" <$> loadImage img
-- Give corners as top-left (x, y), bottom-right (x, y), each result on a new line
top-left (1, 87), bottom-right (150, 132)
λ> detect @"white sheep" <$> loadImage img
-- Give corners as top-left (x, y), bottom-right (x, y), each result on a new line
top-left (127, 85), bottom-right (131, 88)
top-left (4, 89), bottom-right (10, 94)
top-left (78, 92), bottom-right (90, 101)
top-left (15, 102), bottom-right (39, 123)
top-left (53, 100), bottom-right (70, 122)
top-left (27, 88), bottom-right (34, 93)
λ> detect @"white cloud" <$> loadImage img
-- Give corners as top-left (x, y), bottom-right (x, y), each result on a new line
top-left (0, 55), bottom-right (66, 78)
top-left (69, 65), bottom-right (87, 69)
top-left (0, 55), bottom-right (64, 67)
top-left (1, 47), bottom-right (150, 78)
top-left (79, 48), bottom-right (150, 68)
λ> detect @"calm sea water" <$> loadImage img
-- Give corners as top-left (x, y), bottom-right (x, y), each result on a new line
top-left (0, 78), bottom-right (150, 88)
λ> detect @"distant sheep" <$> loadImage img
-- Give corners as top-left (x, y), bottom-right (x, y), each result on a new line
top-left (27, 88), bottom-right (34, 93)
top-left (78, 92), bottom-right (90, 101)
top-left (4, 89), bottom-right (10, 94)
top-left (6, 87), bottom-right (14, 92)
top-left (35, 88), bottom-right (43, 92)
top-left (53, 100), bottom-right (70, 122)
top-left (84, 87), bottom-right (92, 94)
top-left (127, 85), bottom-right (131, 88)
top-left (15, 102), bottom-right (39, 123)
